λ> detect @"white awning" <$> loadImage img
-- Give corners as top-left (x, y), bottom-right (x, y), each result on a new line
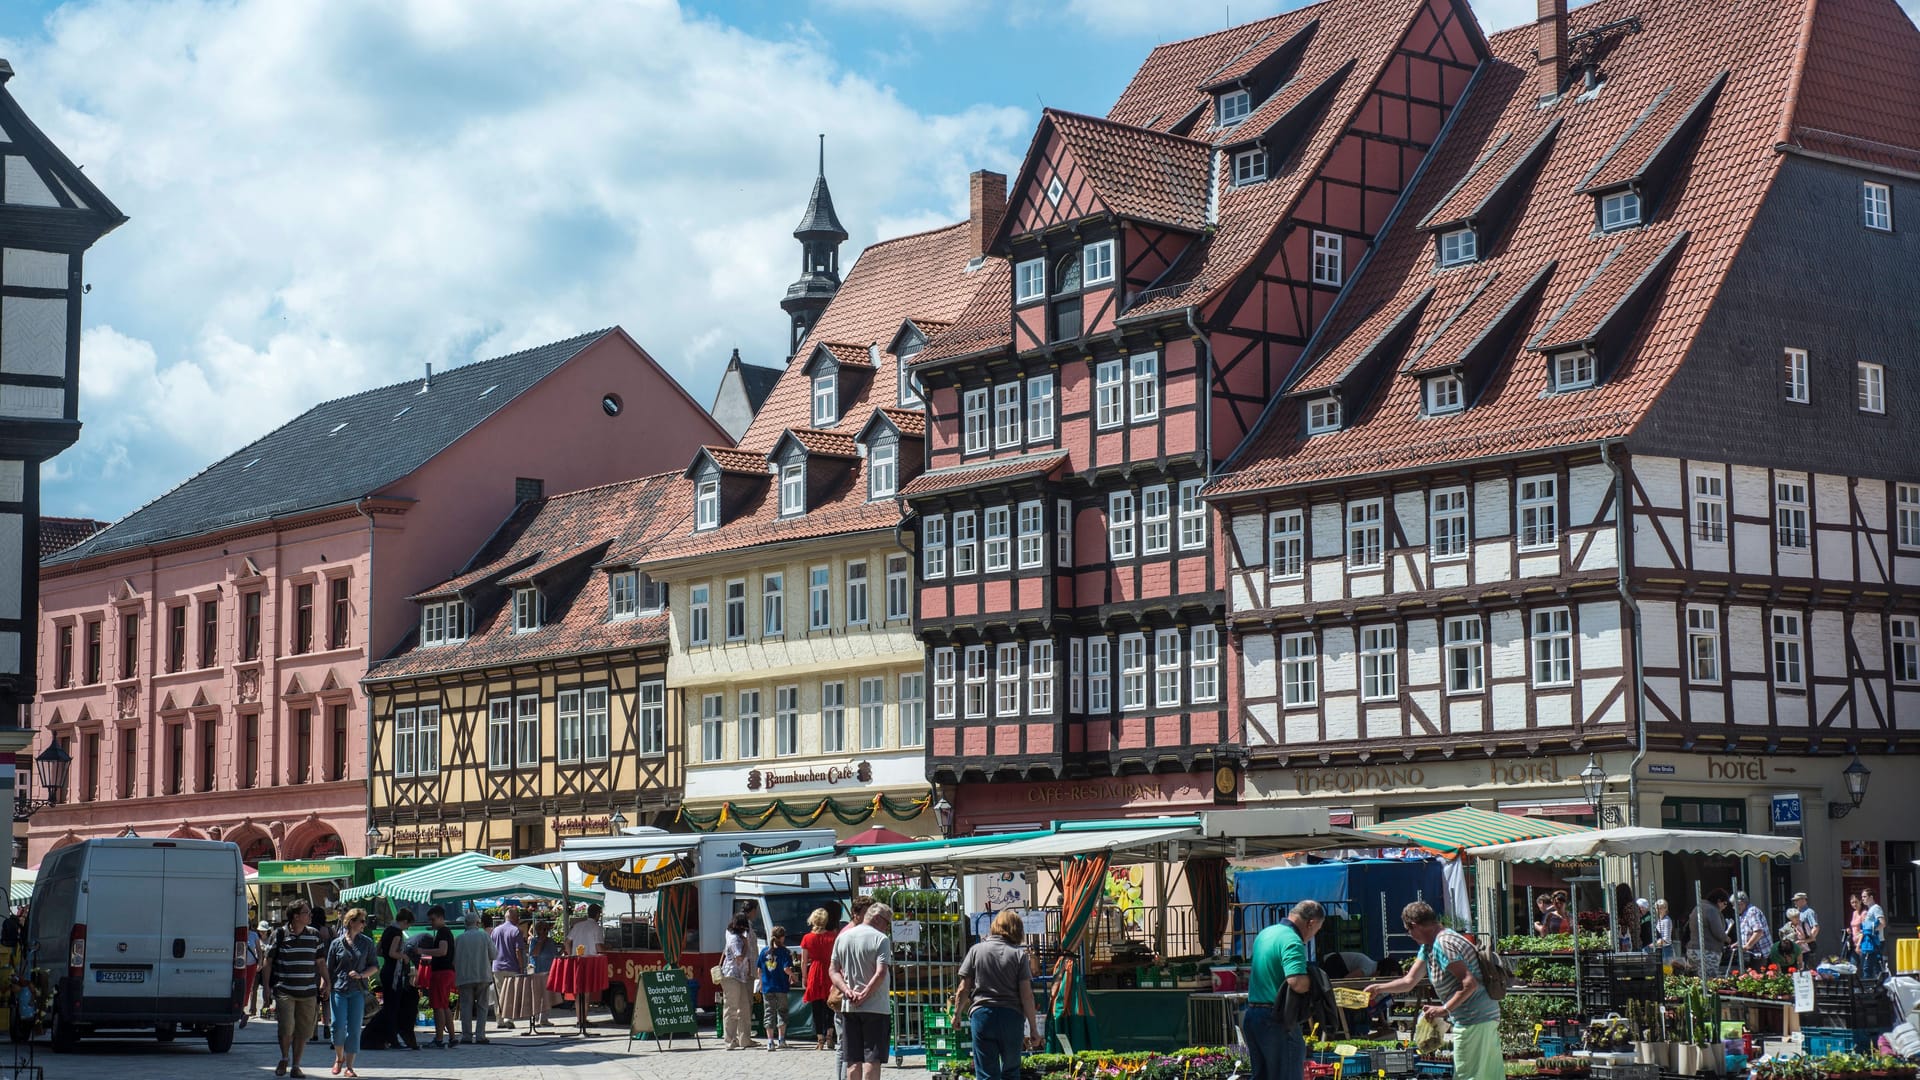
top-left (1469, 825), bottom-right (1804, 861)
top-left (482, 839), bottom-right (697, 870)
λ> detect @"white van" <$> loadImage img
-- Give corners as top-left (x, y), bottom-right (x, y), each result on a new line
top-left (30, 837), bottom-right (248, 1053)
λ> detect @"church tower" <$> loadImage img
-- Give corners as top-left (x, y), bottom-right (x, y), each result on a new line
top-left (780, 135), bottom-right (848, 357)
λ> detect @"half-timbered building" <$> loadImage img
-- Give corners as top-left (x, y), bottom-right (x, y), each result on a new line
top-left (364, 473), bottom-right (689, 858)
top-left (904, 0), bottom-right (1486, 832)
top-left (1210, 0), bottom-right (1920, 924)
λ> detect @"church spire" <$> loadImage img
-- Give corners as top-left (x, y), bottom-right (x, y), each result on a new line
top-left (781, 134), bottom-right (847, 356)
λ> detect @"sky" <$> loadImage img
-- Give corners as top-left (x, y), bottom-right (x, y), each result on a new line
top-left (1, 0), bottom-right (1913, 524)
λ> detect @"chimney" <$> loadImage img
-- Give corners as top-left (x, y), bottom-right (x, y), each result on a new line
top-left (422, 361), bottom-right (432, 390)
top-left (969, 170), bottom-right (1008, 257)
top-left (1537, 0), bottom-right (1568, 100)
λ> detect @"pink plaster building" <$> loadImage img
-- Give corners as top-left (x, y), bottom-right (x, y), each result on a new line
top-left (28, 328), bottom-right (727, 864)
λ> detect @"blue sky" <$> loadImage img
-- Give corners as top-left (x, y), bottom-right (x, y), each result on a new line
top-left (1, 0), bottom-right (1912, 524)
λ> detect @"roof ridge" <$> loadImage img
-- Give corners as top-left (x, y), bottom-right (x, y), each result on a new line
top-left (1137, 0), bottom-right (1339, 53)
top-left (530, 469), bottom-right (681, 505)
top-left (288, 327), bottom-right (614, 419)
top-left (1045, 107), bottom-right (1215, 148)
top-left (864, 219), bottom-right (968, 250)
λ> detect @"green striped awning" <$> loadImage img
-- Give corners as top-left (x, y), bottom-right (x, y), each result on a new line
top-left (1360, 805), bottom-right (1591, 854)
top-left (339, 851), bottom-right (603, 907)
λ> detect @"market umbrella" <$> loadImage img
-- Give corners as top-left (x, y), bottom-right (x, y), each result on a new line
top-left (1358, 805), bottom-right (1591, 854)
top-left (834, 825), bottom-right (916, 850)
top-left (1051, 850), bottom-right (1111, 1051)
top-left (339, 851), bottom-right (604, 907)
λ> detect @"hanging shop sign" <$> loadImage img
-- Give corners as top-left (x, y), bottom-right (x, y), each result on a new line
top-left (389, 824), bottom-right (461, 847)
top-left (554, 816), bottom-right (612, 837)
top-left (747, 761), bottom-right (872, 792)
top-left (581, 856), bottom-right (691, 894)
top-left (737, 839), bottom-right (803, 858)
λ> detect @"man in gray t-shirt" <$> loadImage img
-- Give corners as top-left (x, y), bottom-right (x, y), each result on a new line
top-left (832, 904), bottom-right (895, 1080)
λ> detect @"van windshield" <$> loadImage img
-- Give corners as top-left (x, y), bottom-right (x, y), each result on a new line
top-left (747, 892), bottom-right (844, 943)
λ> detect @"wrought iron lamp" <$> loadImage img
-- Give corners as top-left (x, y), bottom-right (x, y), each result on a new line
top-left (933, 794), bottom-right (954, 838)
top-left (1827, 754), bottom-right (1870, 819)
top-left (13, 742), bottom-right (71, 819)
top-left (1579, 753), bottom-right (1622, 825)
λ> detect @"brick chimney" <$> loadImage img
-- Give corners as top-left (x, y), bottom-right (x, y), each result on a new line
top-left (968, 170), bottom-right (1008, 257)
top-left (1537, 0), bottom-right (1568, 99)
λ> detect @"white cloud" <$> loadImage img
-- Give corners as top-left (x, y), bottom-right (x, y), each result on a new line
top-left (816, 0), bottom-right (996, 28)
top-left (7, 0), bottom-right (1028, 519)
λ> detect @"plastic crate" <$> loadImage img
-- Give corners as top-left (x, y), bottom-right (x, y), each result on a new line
top-left (1593, 1065), bottom-right (1660, 1080)
top-left (1414, 1062), bottom-right (1453, 1078)
top-left (1307, 1062), bottom-right (1343, 1080)
top-left (1376, 1049), bottom-right (1417, 1075)
top-left (1802, 1028), bottom-right (1878, 1054)
top-left (1540, 1038), bottom-right (1569, 1057)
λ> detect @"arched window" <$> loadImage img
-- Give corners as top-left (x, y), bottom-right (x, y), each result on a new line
top-left (1054, 251), bottom-right (1082, 294)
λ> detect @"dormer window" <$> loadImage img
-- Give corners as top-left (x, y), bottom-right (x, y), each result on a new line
top-left (1425, 374), bottom-right (1465, 415)
top-left (1551, 350), bottom-right (1597, 392)
top-left (1598, 190), bottom-right (1641, 232)
top-left (512, 587), bottom-right (541, 633)
top-left (419, 600), bottom-right (468, 646)
top-left (1218, 89), bottom-right (1252, 126)
top-left (1438, 228), bottom-right (1477, 266)
top-left (780, 460), bottom-right (805, 516)
top-left (1306, 397), bottom-right (1341, 435)
top-left (812, 371), bottom-right (836, 425)
top-left (610, 572), bottom-right (639, 620)
top-left (1233, 148), bottom-right (1267, 186)
top-left (1015, 258), bottom-right (1045, 304)
top-left (695, 478), bottom-right (720, 531)
top-left (898, 349), bottom-right (923, 407)
top-left (869, 440), bottom-right (897, 500)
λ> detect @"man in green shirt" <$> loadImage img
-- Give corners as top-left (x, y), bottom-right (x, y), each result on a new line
top-left (1241, 900), bottom-right (1326, 1080)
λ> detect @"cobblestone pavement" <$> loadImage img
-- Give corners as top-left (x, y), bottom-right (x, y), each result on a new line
top-left (11, 1015), bottom-right (924, 1080)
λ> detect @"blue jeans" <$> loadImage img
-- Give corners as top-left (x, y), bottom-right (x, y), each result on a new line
top-left (1242, 1005), bottom-right (1305, 1080)
top-left (330, 989), bottom-right (367, 1055)
top-left (970, 1006), bottom-right (1025, 1080)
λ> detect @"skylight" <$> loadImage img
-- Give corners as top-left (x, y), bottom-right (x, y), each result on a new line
top-left (479, 384), bottom-right (498, 398)
top-left (328, 422), bottom-right (349, 436)
top-left (242, 457), bottom-right (262, 470)
top-left (393, 405), bottom-right (412, 420)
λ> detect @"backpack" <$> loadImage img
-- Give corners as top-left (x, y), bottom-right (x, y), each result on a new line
top-left (1471, 932), bottom-right (1513, 1001)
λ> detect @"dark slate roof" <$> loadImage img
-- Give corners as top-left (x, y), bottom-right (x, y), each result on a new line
top-left (51, 330), bottom-right (616, 565)
top-left (738, 360), bottom-right (784, 411)
top-left (36, 517), bottom-right (106, 560)
top-left (794, 172), bottom-right (849, 241)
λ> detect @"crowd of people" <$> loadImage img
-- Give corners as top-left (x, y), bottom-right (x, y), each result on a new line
top-left (1527, 886), bottom-right (1890, 977)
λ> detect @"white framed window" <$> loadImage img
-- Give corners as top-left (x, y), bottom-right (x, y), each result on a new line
top-left (1599, 190), bottom-right (1641, 230)
top-left (933, 648), bottom-right (957, 719)
top-left (1858, 361), bottom-right (1885, 413)
top-left (964, 645), bottom-right (988, 718)
top-left (1425, 374), bottom-right (1464, 415)
top-left (953, 511), bottom-right (978, 576)
top-left (1015, 258), bottom-right (1046, 303)
top-left (638, 682), bottom-right (665, 757)
top-left (1017, 501), bottom-right (1045, 569)
top-left (1154, 629), bottom-right (1182, 707)
top-left (812, 372), bottom-right (836, 426)
top-left (1108, 491), bottom-right (1136, 559)
top-left (1890, 616), bottom-right (1919, 684)
top-left (1692, 474), bottom-right (1727, 544)
top-left (701, 693), bottom-right (724, 762)
top-left (1233, 148), bottom-right (1266, 185)
top-left (513, 587), bottom-right (541, 633)
top-left (899, 673), bottom-right (926, 747)
top-left (725, 578), bottom-right (747, 641)
top-left (1143, 485), bottom-right (1171, 555)
top-left (775, 685), bottom-right (800, 756)
top-left (780, 460), bottom-right (805, 516)
top-left (809, 565), bottom-right (832, 629)
top-left (1311, 230), bottom-right (1343, 286)
top-left (695, 479), bottom-right (720, 530)
top-left (416, 705), bottom-right (440, 776)
top-left (1129, 352), bottom-right (1160, 421)
top-left (1360, 625), bottom-right (1398, 701)
top-left (1438, 228), bottom-right (1477, 266)
top-left (821, 680), bottom-right (847, 752)
top-left (689, 584), bottom-right (709, 646)
top-left (994, 382), bottom-right (1023, 447)
top-left (1269, 509), bottom-right (1305, 579)
top-left (419, 600), bottom-right (468, 646)
top-left (1178, 480), bottom-right (1207, 551)
top-left (1864, 181), bottom-right (1893, 231)
top-left (488, 698), bottom-right (513, 770)
top-left (886, 554), bottom-right (910, 621)
top-left (737, 689), bottom-right (762, 760)
top-left (1281, 633), bottom-right (1317, 707)
top-left (1687, 605), bottom-right (1721, 684)
top-left (1444, 616), bottom-right (1483, 694)
top-left (995, 642), bottom-right (1022, 717)
top-left (869, 441), bottom-right (897, 499)
top-left (1347, 499), bottom-right (1384, 569)
top-left (1898, 483), bottom-right (1920, 550)
top-left (1531, 607), bottom-right (1573, 686)
top-left (1069, 638), bottom-right (1085, 713)
top-left (985, 506), bottom-right (1012, 572)
top-left (1784, 348), bottom-right (1810, 403)
top-left (1096, 360), bottom-right (1125, 429)
top-left (1057, 499), bottom-right (1074, 567)
top-left (859, 677), bottom-right (886, 750)
top-left (1218, 89), bottom-right (1251, 126)
top-left (1026, 374), bottom-right (1056, 440)
top-left (924, 516), bottom-right (948, 579)
top-left (1431, 488), bottom-right (1469, 559)
top-left (1190, 625), bottom-right (1219, 703)
top-left (557, 688), bottom-right (583, 764)
top-left (583, 686), bottom-right (609, 762)
top-left (1775, 479), bottom-right (1810, 550)
top-left (1028, 640), bottom-right (1055, 715)
top-left (763, 572), bottom-right (785, 637)
top-left (1552, 350), bottom-right (1596, 391)
top-left (1119, 633), bottom-right (1147, 711)
top-left (898, 349), bottom-right (923, 407)
top-left (1518, 475), bottom-right (1559, 549)
top-left (640, 574), bottom-right (667, 612)
top-left (1084, 239), bottom-right (1115, 284)
top-left (1046, 176), bottom-right (1065, 206)
top-left (963, 388), bottom-right (990, 454)
top-left (1089, 637), bottom-right (1112, 713)
top-left (609, 572), bottom-right (638, 620)
top-left (394, 707), bottom-right (416, 778)
top-left (1771, 612), bottom-right (1804, 688)
top-left (514, 693), bottom-right (541, 768)
top-left (1306, 397), bottom-right (1341, 434)
top-left (845, 560), bottom-right (869, 625)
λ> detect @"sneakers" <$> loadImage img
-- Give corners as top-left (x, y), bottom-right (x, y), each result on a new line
top-left (766, 1041), bottom-right (777, 1052)
top-left (427, 1039), bottom-right (446, 1049)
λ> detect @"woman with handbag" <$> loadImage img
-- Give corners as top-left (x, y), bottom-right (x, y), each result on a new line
top-left (800, 908), bottom-right (839, 1051)
top-left (951, 910), bottom-right (1043, 1080)
top-left (720, 913), bottom-right (760, 1050)
top-left (326, 909), bottom-right (380, 1078)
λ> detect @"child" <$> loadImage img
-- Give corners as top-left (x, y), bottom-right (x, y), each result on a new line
top-left (759, 925), bottom-right (795, 1051)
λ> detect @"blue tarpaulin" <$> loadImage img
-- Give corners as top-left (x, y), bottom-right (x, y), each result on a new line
top-left (1234, 858), bottom-right (1447, 959)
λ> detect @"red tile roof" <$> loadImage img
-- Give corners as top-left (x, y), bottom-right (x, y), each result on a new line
top-left (1576, 72), bottom-right (1727, 194)
top-left (37, 517), bottom-right (107, 560)
top-left (1213, 0), bottom-right (1817, 495)
top-left (786, 428), bottom-right (860, 459)
top-left (815, 342), bottom-right (877, 370)
top-left (699, 446), bottom-right (771, 476)
top-left (1400, 262), bottom-right (1556, 376)
top-left (874, 407), bottom-right (926, 438)
top-left (898, 452), bottom-right (1069, 499)
top-left (1784, 0), bottom-right (1920, 167)
top-left (917, 259), bottom-right (1012, 365)
top-left (1419, 119), bottom-right (1562, 230)
top-left (1045, 110), bottom-right (1213, 233)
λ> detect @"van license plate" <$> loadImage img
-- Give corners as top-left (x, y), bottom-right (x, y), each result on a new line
top-left (94, 969), bottom-right (146, 984)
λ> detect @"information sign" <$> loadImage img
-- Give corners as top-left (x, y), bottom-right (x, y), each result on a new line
top-left (630, 969), bottom-right (700, 1048)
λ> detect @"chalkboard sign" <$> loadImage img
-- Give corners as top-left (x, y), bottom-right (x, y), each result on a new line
top-left (630, 969), bottom-right (699, 1046)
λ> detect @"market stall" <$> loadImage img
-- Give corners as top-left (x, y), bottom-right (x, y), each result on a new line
top-left (338, 850), bottom-right (601, 910)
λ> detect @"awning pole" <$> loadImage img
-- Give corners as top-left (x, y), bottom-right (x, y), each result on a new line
top-left (1572, 884), bottom-right (1583, 1015)
top-left (1153, 854), bottom-right (1168, 959)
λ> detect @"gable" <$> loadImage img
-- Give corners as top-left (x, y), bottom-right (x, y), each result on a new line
top-left (1004, 123), bottom-right (1113, 239)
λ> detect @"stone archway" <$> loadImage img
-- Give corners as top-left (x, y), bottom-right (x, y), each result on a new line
top-left (226, 822), bottom-right (275, 866)
top-left (166, 821), bottom-right (207, 840)
top-left (280, 814), bottom-right (344, 861)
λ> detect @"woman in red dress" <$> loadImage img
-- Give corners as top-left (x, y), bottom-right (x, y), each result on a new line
top-left (798, 907), bottom-right (838, 1050)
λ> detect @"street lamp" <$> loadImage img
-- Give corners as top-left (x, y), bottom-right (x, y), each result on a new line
top-left (609, 810), bottom-right (629, 835)
top-left (14, 741), bottom-right (71, 818)
top-left (365, 824), bottom-right (384, 854)
top-left (1828, 753), bottom-right (1871, 819)
top-left (1579, 754), bottom-right (1621, 826)
top-left (933, 795), bottom-right (954, 838)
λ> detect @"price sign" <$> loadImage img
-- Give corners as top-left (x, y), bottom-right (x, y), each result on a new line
top-left (893, 919), bottom-right (922, 944)
top-left (1022, 911), bottom-right (1049, 937)
top-left (1792, 970), bottom-right (1815, 1014)
top-left (632, 969), bottom-right (699, 1041)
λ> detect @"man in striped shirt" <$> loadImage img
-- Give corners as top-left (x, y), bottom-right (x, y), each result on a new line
top-left (263, 901), bottom-right (328, 1078)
